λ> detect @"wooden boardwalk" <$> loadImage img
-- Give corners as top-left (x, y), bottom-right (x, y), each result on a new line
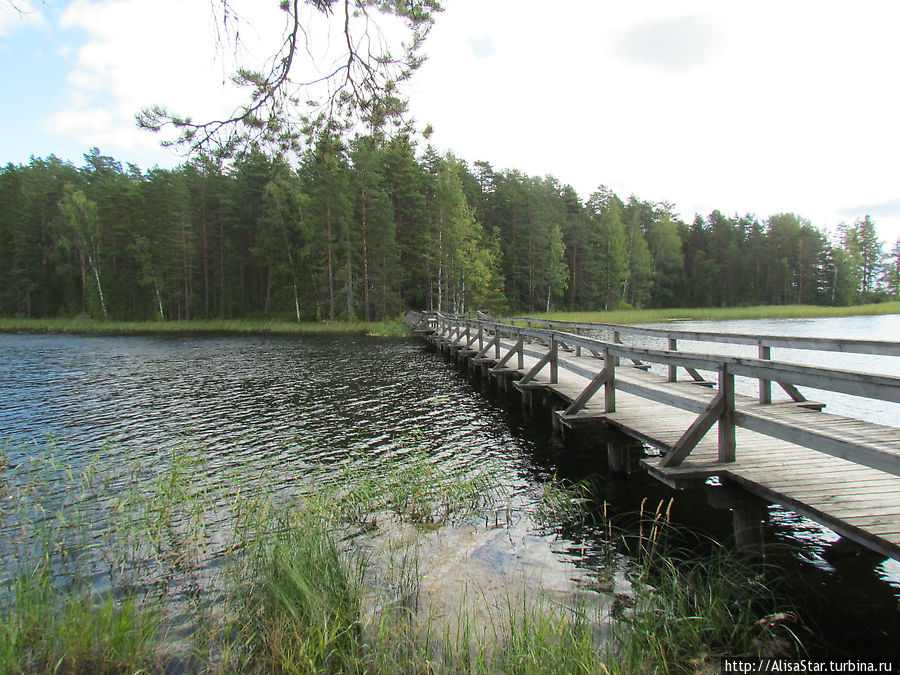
top-left (409, 312), bottom-right (900, 560)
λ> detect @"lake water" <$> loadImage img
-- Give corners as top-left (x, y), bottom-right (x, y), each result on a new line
top-left (1, 316), bottom-right (899, 660)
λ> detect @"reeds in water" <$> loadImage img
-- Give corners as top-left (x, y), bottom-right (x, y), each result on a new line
top-left (0, 442), bottom-right (805, 673)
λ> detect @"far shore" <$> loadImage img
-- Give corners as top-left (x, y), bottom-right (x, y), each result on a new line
top-left (0, 317), bottom-right (410, 337)
top-left (1, 301), bottom-right (898, 338)
top-left (529, 301), bottom-right (900, 326)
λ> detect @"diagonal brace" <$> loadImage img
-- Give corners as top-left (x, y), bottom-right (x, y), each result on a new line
top-left (566, 349), bottom-right (616, 414)
top-left (490, 333), bottom-right (523, 372)
top-left (474, 332), bottom-right (499, 360)
top-left (565, 368), bottom-right (611, 415)
top-left (660, 365), bottom-right (736, 467)
top-left (659, 390), bottom-right (725, 467)
top-left (777, 381), bottom-right (807, 402)
top-left (518, 337), bottom-right (558, 385)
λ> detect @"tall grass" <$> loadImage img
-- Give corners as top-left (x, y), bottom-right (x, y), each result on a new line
top-left (0, 569), bottom-right (161, 673)
top-left (610, 548), bottom-right (802, 672)
top-left (0, 317), bottom-right (411, 337)
top-left (0, 443), bottom-right (805, 673)
top-left (534, 481), bottom-right (805, 671)
top-left (231, 526), bottom-right (365, 672)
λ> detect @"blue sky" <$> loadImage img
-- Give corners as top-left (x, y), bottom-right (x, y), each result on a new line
top-left (3, 0), bottom-right (900, 245)
top-left (1, 4), bottom-right (85, 162)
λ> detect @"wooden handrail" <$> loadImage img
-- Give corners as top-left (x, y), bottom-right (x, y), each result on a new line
top-left (431, 314), bottom-right (900, 404)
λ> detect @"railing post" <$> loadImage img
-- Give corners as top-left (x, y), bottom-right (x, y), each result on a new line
top-left (477, 325), bottom-right (484, 351)
top-left (574, 327), bottom-right (582, 357)
top-left (549, 335), bottom-right (558, 384)
top-left (759, 344), bottom-right (772, 404)
top-left (495, 327), bottom-right (501, 358)
top-left (668, 338), bottom-right (677, 382)
top-left (604, 347), bottom-right (616, 412)
top-left (718, 364), bottom-right (736, 462)
top-left (613, 330), bottom-right (621, 366)
top-left (516, 331), bottom-right (524, 370)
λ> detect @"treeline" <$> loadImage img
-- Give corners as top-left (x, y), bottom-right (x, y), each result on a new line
top-left (1, 139), bottom-right (898, 321)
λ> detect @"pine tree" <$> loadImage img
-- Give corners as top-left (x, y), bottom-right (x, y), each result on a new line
top-left (258, 165), bottom-right (307, 320)
top-left (350, 137), bottom-right (400, 320)
top-left (587, 188), bottom-right (627, 311)
top-left (883, 239), bottom-right (900, 297)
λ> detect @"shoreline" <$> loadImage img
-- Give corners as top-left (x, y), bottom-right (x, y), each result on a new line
top-left (1, 301), bottom-right (898, 338)
top-left (531, 301), bottom-right (900, 325)
top-left (0, 317), bottom-right (411, 338)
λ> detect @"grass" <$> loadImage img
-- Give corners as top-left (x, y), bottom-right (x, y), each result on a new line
top-left (0, 570), bottom-right (161, 673)
top-left (0, 442), bottom-right (806, 673)
top-left (5, 301), bottom-right (900, 338)
top-left (0, 316), bottom-right (411, 337)
top-left (610, 549), bottom-right (802, 672)
top-left (231, 526), bottom-right (365, 673)
top-left (519, 300), bottom-right (900, 325)
top-left (5, 302), bottom-right (899, 338)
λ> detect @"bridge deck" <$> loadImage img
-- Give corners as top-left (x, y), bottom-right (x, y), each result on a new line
top-left (434, 330), bottom-right (900, 560)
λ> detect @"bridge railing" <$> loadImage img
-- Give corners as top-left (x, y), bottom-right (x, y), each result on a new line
top-left (426, 313), bottom-right (900, 477)
top-left (496, 315), bottom-right (900, 357)
top-left (429, 311), bottom-right (900, 405)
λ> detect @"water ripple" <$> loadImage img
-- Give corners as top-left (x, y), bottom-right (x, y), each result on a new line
top-left (0, 334), bottom-right (541, 498)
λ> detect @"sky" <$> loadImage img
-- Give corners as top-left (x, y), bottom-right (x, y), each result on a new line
top-left (2, 0), bottom-right (900, 244)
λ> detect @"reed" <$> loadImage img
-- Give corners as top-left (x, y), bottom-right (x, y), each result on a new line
top-left (488, 597), bottom-right (607, 674)
top-left (0, 566), bottom-right (162, 672)
top-left (604, 498), bottom-right (804, 671)
top-left (0, 317), bottom-right (410, 337)
top-left (0, 442), bottom-right (806, 673)
top-left (230, 526), bottom-right (365, 672)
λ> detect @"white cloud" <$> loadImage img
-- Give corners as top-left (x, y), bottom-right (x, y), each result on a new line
top-left (409, 0), bottom-right (900, 243)
top-left (613, 15), bottom-right (724, 73)
top-left (467, 36), bottom-right (495, 60)
top-left (44, 0), bottom-right (417, 159)
top-left (45, 0), bottom-right (289, 155)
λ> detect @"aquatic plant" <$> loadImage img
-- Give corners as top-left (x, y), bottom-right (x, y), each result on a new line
top-left (0, 441), bottom-right (806, 673)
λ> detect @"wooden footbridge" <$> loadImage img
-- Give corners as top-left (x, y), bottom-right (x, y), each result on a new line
top-left (407, 311), bottom-right (900, 560)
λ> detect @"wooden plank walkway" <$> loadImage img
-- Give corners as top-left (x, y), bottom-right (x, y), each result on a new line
top-left (411, 312), bottom-right (900, 561)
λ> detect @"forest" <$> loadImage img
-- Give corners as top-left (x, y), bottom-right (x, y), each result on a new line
top-left (2, 137), bottom-right (899, 322)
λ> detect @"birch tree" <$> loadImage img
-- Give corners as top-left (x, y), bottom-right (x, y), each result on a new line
top-left (59, 189), bottom-right (108, 320)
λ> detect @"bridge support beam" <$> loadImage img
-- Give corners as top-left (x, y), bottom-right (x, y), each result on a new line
top-left (707, 484), bottom-right (767, 553)
top-left (521, 386), bottom-right (535, 410)
top-left (490, 333), bottom-right (523, 374)
top-left (607, 442), bottom-right (631, 475)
